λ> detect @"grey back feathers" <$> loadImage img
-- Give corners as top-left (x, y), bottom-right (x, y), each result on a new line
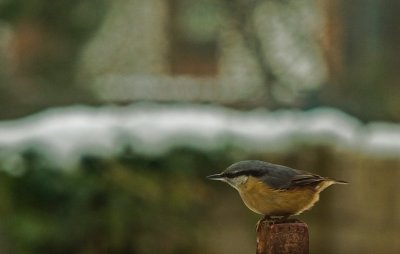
top-left (222, 160), bottom-right (339, 190)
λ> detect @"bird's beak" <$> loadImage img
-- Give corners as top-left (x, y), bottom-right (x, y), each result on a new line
top-left (206, 173), bottom-right (225, 181)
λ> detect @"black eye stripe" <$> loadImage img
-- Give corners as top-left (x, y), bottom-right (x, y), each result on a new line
top-left (223, 169), bottom-right (266, 178)
top-left (223, 172), bottom-right (236, 178)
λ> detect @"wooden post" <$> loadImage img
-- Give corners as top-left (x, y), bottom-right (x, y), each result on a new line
top-left (256, 219), bottom-right (309, 254)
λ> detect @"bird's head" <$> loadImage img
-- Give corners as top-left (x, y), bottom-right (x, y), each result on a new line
top-left (207, 160), bottom-right (267, 190)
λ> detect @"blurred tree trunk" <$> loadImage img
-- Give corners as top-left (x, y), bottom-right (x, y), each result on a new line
top-left (320, 0), bottom-right (400, 121)
top-left (0, 0), bottom-right (107, 119)
top-left (318, 0), bottom-right (344, 83)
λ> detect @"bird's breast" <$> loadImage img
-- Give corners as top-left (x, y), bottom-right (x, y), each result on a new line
top-left (237, 176), bottom-right (320, 216)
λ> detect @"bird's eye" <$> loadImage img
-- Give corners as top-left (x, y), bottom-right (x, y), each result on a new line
top-left (224, 171), bottom-right (241, 178)
top-left (224, 172), bottom-right (235, 178)
top-left (224, 173), bottom-right (231, 178)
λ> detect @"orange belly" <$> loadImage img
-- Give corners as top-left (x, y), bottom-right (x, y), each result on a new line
top-left (237, 176), bottom-right (322, 216)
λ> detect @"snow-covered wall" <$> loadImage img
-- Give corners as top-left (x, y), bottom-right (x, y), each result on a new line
top-left (1, 103), bottom-right (400, 173)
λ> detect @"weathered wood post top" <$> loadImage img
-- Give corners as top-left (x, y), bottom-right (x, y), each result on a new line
top-left (256, 219), bottom-right (309, 254)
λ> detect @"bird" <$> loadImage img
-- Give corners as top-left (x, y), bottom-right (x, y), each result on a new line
top-left (207, 160), bottom-right (348, 222)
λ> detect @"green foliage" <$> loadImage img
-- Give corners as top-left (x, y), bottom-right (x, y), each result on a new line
top-left (0, 148), bottom-right (228, 254)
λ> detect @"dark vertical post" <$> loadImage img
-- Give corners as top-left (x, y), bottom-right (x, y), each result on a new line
top-left (256, 219), bottom-right (309, 254)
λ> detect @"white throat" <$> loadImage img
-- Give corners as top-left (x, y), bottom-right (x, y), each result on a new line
top-left (225, 175), bottom-right (248, 191)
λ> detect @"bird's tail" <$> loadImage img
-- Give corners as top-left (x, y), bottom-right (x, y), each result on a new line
top-left (329, 179), bottom-right (348, 184)
top-left (316, 178), bottom-right (348, 192)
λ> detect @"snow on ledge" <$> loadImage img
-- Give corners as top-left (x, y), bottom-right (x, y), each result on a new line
top-left (0, 103), bottom-right (399, 173)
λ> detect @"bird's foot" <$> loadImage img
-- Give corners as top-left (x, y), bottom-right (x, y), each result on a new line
top-left (274, 215), bottom-right (290, 224)
top-left (256, 215), bottom-right (294, 230)
top-left (256, 215), bottom-right (272, 231)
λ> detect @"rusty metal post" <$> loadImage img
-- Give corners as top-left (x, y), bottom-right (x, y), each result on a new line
top-left (256, 219), bottom-right (309, 254)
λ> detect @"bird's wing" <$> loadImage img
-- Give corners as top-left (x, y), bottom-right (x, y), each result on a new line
top-left (259, 163), bottom-right (325, 190)
top-left (284, 174), bottom-right (326, 188)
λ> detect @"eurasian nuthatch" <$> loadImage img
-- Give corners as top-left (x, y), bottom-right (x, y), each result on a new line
top-left (207, 160), bottom-right (347, 220)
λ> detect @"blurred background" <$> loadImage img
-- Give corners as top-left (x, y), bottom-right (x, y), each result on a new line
top-left (0, 0), bottom-right (399, 253)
